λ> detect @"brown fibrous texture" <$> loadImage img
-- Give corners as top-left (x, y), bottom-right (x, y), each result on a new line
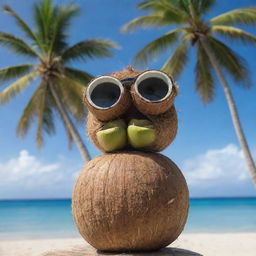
top-left (146, 106), bottom-right (178, 151)
top-left (83, 80), bottom-right (132, 122)
top-left (112, 67), bottom-right (179, 116)
top-left (72, 152), bottom-right (189, 252)
top-left (86, 105), bottom-right (178, 152)
top-left (111, 66), bottom-right (142, 80)
top-left (131, 81), bottom-right (178, 115)
top-left (86, 67), bottom-right (178, 152)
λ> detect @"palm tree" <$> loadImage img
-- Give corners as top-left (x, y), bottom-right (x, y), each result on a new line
top-left (0, 0), bottom-right (117, 162)
top-left (122, 0), bottom-right (256, 185)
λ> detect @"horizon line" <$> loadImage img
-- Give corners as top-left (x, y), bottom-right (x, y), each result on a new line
top-left (1, 196), bottom-right (256, 202)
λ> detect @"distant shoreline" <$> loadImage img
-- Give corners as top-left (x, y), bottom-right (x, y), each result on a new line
top-left (1, 196), bottom-right (256, 202)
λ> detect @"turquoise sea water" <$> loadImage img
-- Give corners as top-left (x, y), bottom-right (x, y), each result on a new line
top-left (0, 198), bottom-right (255, 239)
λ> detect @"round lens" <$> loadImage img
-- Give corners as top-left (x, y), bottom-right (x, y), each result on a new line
top-left (87, 76), bottom-right (123, 109)
top-left (135, 71), bottom-right (173, 102)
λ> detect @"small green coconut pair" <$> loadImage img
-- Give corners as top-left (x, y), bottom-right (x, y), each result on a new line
top-left (97, 119), bottom-right (156, 152)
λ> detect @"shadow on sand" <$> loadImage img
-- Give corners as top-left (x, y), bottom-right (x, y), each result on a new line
top-left (43, 246), bottom-right (203, 256)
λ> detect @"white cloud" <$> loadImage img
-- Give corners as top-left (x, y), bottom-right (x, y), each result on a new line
top-left (184, 144), bottom-right (248, 183)
top-left (0, 150), bottom-right (59, 182)
top-left (0, 146), bottom-right (255, 199)
top-left (182, 144), bottom-right (256, 197)
top-left (0, 150), bottom-right (83, 199)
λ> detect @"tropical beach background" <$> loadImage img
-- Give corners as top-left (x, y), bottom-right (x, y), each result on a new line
top-left (0, 0), bottom-right (256, 255)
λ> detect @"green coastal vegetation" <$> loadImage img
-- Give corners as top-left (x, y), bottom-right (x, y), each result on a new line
top-left (122, 0), bottom-right (256, 185)
top-left (0, 0), bottom-right (117, 161)
top-left (0, 0), bottom-right (256, 185)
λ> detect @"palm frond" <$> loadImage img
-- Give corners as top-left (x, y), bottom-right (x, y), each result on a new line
top-left (53, 99), bottom-right (74, 148)
top-left (53, 75), bottom-right (86, 123)
top-left (32, 0), bottom-right (80, 55)
top-left (17, 81), bottom-right (55, 146)
top-left (17, 83), bottom-right (42, 138)
top-left (0, 72), bottom-right (38, 104)
top-left (0, 64), bottom-right (33, 84)
top-left (195, 40), bottom-right (215, 103)
top-left (35, 81), bottom-right (55, 147)
top-left (138, 0), bottom-right (186, 18)
top-left (210, 7), bottom-right (256, 26)
top-left (121, 14), bottom-right (172, 33)
top-left (177, 0), bottom-right (192, 17)
top-left (138, 0), bottom-right (172, 11)
top-left (33, 0), bottom-right (55, 54)
top-left (134, 28), bottom-right (184, 66)
top-left (49, 4), bottom-right (80, 55)
top-left (0, 32), bottom-right (40, 58)
top-left (211, 25), bottom-right (256, 44)
top-left (208, 37), bottom-right (251, 87)
top-left (122, 0), bottom-right (187, 33)
top-left (61, 39), bottom-right (118, 63)
top-left (63, 67), bottom-right (93, 85)
top-left (138, 0), bottom-right (187, 22)
top-left (3, 5), bottom-right (38, 42)
top-left (47, 81), bottom-right (75, 148)
top-left (190, 0), bottom-right (216, 16)
top-left (162, 38), bottom-right (189, 78)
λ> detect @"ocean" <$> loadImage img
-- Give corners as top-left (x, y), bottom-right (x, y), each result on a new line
top-left (0, 198), bottom-right (255, 239)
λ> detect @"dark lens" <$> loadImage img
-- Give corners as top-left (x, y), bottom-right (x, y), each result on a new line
top-left (138, 77), bottom-right (169, 101)
top-left (91, 82), bottom-right (121, 108)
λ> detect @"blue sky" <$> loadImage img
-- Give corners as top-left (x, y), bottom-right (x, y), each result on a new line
top-left (0, 0), bottom-right (256, 199)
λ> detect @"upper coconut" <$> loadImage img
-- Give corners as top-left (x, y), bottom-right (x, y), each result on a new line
top-left (84, 67), bottom-right (179, 153)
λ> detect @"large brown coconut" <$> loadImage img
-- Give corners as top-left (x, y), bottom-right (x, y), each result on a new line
top-left (72, 152), bottom-right (189, 252)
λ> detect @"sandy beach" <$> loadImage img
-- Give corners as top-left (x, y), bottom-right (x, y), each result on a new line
top-left (0, 233), bottom-right (255, 256)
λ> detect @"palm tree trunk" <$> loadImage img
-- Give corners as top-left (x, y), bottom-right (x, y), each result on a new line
top-left (201, 38), bottom-right (256, 185)
top-left (49, 83), bottom-right (91, 162)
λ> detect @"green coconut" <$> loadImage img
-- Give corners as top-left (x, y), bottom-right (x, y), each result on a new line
top-left (127, 119), bottom-right (156, 148)
top-left (96, 119), bottom-right (127, 152)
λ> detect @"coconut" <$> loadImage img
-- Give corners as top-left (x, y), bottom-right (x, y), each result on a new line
top-left (111, 67), bottom-right (179, 116)
top-left (86, 105), bottom-right (177, 152)
top-left (147, 105), bottom-right (177, 151)
top-left (83, 75), bottom-right (131, 121)
top-left (111, 66), bottom-right (142, 80)
top-left (85, 67), bottom-right (178, 153)
top-left (72, 152), bottom-right (189, 252)
top-left (131, 70), bottom-right (178, 115)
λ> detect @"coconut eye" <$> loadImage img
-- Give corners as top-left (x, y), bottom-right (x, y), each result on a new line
top-left (84, 76), bottom-right (131, 121)
top-left (132, 70), bottom-right (177, 115)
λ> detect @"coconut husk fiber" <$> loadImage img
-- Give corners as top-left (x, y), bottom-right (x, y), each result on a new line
top-left (84, 66), bottom-right (141, 122)
top-left (131, 70), bottom-right (178, 115)
top-left (86, 105), bottom-right (177, 152)
top-left (111, 67), bottom-right (179, 115)
top-left (111, 66), bottom-right (142, 80)
top-left (83, 76), bottom-right (132, 122)
top-left (84, 67), bottom-right (178, 122)
top-left (131, 86), bottom-right (177, 116)
top-left (72, 152), bottom-right (189, 252)
top-left (86, 67), bottom-right (178, 152)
